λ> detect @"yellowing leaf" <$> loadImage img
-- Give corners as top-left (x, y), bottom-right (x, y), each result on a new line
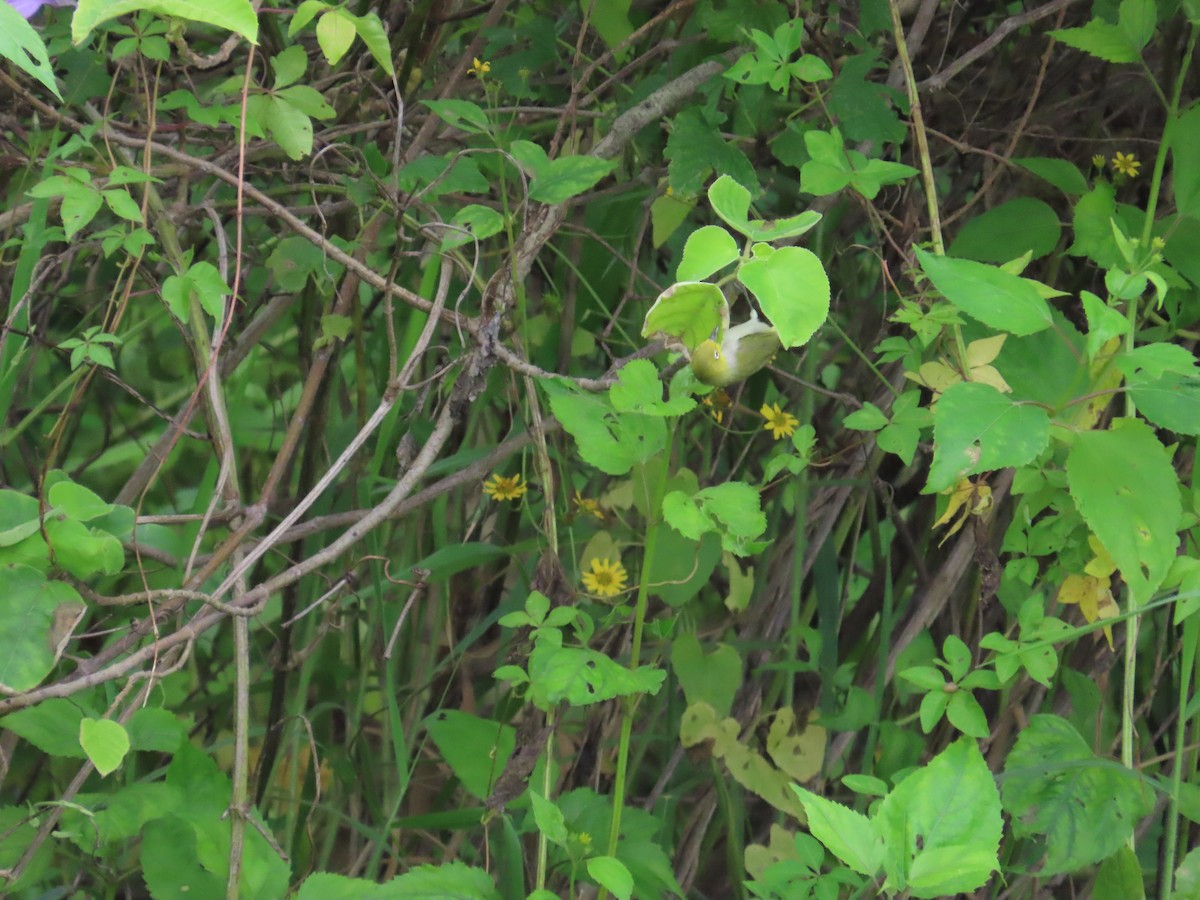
top-left (933, 479), bottom-right (992, 545)
top-left (1057, 573), bottom-right (1117, 648)
top-left (965, 334), bottom-right (1007, 367)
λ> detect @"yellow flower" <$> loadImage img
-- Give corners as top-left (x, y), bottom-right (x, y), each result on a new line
top-left (1092, 154), bottom-right (1106, 170)
top-left (760, 403), bottom-right (799, 440)
top-left (470, 57), bottom-right (491, 78)
top-left (483, 473), bottom-right (527, 501)
top-left (581, 557), bottom-right (628, 598)
top-left (573, 490), bottom-right (605, 521)
top-left (1112, 151), bottom-right (1140, 177)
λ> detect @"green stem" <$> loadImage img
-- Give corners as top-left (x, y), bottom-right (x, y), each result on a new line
top-left (604, 449), bottom-right (671, 863)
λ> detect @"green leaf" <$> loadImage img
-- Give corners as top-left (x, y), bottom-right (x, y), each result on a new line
top-left (527, 642), bottom-right (665, 709)
top-left (945, 692), bottom-right (989, 739)
top-left (1080, 290), bottom-right (1130, 360)
top-left (49, 481), bottom-right (114, 522)
top-left (1171, 105), bottom-right (1200, 219)
top-left (1050, 19), bottom-right (1140, 64)
top-left (0, 3), bottom-right (63, 100)
top-left (0, 564), bottom-right (85, 693)
top-left (876, 738), bottom-right (1002, 897)
top-left (141, 814), bottom-right (225, 900)
top-left (423, 99), bottom-right (490, 135)
top-left (609, 359), bottom-right (695, 416)
top-left (270, 44), bottom-right (307, 88)
top-left (73, 0), bottom-right (259, 46)
top-left (1066, 418), bottom-right (1181, 603)
top-left (288, 0), bottom-right (329, 36)
top-left (587, 856), bottom-right (633, 900)
top-left (351, 12), bottom-right (394, 76)
top-left (828, 50), bottom-right (905, 145)
top-left (677, 225), bottom-right (739, 282)
top-left (1069, 182), bottom-right (1121, 267)
top-left (1117, 0), bottom-right (1156, 51)
top-left (640, 280), bottom-right (729, 351)
top-left (530, 790), bottom-right (569, 845)
top-left (79, 718), bottom-right (131, 776)
top-left (102, 188), bottom-right (144, 223)
top-left (440, 204), bottom-right (505, 251)
top-left (791, 786), bottom-right (883, 875)
top-left (663, 482), bottom-right (768, 556)
top-left (1014, 157), bottom-right (1089, 195)
top-left (671, 633), bottom-right (742, 717)
top-left (1093, 846), bottom-right (1146, 900)
top-left (264, 94), bottom-right (315, 159)
top-left (927, 383), bottom-right (1051, 493)
top-left (914, 248), bottom-right (1053, 336)
top-left (737, 246), bottom-right (830, 349)
top-left (0, 699), bottom-right (87, 758)
top-left (948, 198), bottom-right (1061, 263)
top-left (315, 7), bottom-right (356, 65)
top-left (1001, 715), bottom-right (1151, 874)
top-left (542, 380), bottom-right (666, 476)
top-left (423, 710), bottom-right (515, 801)
top-left (529, 155), bottom-right (618, 205)
top-left (59, 184), bottom-right (104, 241)
top-left (665, 111), bottom-right (758, 196)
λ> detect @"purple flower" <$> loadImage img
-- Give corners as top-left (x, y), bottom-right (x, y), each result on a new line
top-left (6, 0), bottom-right (75, 20)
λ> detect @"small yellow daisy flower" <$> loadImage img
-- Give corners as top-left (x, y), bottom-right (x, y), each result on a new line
top-left (470, 57), bottom-right (491, 78)
top-left (1112, 151), bottom-right (1140, 178)
top-left (573, 490), bottom-right (605, 521)
top-left (1092, 154), bottom-right (1106, 170)
top-left (760, 403), bottom-right (799, 440)
top-left (483, 473), bottom-right (527, 501)
top-left (581, 557), bottom-right (628, 598)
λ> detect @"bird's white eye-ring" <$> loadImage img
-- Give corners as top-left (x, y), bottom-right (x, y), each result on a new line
top-left (711, 349), bottom-right (720, 360)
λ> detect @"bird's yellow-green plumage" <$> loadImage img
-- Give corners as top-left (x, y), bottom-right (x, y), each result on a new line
top-left (690, 317), bottom-right (781, 387)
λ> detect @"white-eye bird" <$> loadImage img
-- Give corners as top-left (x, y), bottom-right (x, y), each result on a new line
top-left (690, 315), bottom-right (782, 387)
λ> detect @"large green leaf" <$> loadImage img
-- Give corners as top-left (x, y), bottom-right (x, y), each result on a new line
top-left (542, 380), bottom-right (666, 476)
top-left (73, 0), bottom-right (259, 45)
top-left (1066, 418), bottom-right (1181, 603)
top-left (0, 564), bottom-right (85, 693)
top-left (927, 383), bottom-right (1050, 493)
top-left (876, 738), bottom-right (1002, 897)
top-left (737, 245), bottom-right (830, 348)
top-left (1002, 715), bottom-right (1150, 874)
top-left (423, 710), bottom-right (515, 801)
top-left (948, 198), bottom-right (1062, 263)
top-left (915, 248), bottom-right (1053, 335)
top-left (791, 786), bottom-right (883, 876)
top-left (640, 281), bottom-right (728, 351)
top-left (0, 3), bottom-right (62, 99)
top-left (1170, 104), bottom-right (1200, 218)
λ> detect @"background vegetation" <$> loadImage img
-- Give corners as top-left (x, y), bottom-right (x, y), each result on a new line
top-left (1, 0), bottom-right (1199, 897)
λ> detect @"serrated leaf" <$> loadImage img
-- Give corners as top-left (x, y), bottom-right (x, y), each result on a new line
top-left (791, 786), bottom-right (883, 875)
top-left (927, 383), bottom-right (1050, 493)
top-left (1002, 715), bottom-right (1150, 874)
top-left (915, 248), bottom-right (1053, 335)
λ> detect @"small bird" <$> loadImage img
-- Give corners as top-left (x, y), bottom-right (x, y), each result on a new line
top-left (689, 316), bottom-right (782, 387)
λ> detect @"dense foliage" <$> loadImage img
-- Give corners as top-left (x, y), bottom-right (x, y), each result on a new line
top-left (1, 0), bottom-right (1199, 897)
